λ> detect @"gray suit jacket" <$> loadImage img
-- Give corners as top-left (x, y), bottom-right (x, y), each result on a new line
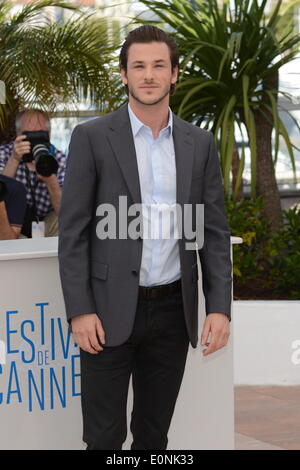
top-left (58, 102), bottom-right (232, 348)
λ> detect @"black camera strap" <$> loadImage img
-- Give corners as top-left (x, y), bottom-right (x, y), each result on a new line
top-left (25, 165), bottom-right (39, 223)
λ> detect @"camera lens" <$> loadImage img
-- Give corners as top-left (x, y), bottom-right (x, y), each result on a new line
top-left (33, 144), bottom-right (59, 177)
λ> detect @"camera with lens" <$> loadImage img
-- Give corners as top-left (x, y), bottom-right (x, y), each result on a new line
top-left (22, 130), bottom-right (59, 177)
top-left (0, 179), bottom-right (7, 202)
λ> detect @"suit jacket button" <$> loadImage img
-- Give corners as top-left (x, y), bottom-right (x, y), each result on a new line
top-left (132, 270), bottom-right (138, 276)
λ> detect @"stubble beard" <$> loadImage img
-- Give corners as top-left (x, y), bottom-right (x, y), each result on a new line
top-left (128, 82), bottom-right (171, 106)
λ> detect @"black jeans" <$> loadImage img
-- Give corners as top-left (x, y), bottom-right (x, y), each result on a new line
top-left (79, 287), bottom-right (190, 450)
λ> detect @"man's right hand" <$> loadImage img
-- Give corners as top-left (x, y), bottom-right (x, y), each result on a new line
top-left (71, 313), bottom-right (106, 354)
top-left (12, 135), bottom-right (31, 162)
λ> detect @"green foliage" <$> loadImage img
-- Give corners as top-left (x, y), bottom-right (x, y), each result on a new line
top-left (226, 197), bottom-right (300, 299)
top-left (265, 205), bottom-right (300, 299)
top-left (0, 0), bottom-right (123, 130)
top-left (134, 0), bottom-right (300, 198)
top-left (226, 196), bottom-right (270, 283)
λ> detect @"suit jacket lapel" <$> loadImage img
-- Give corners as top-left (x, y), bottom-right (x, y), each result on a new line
top-left (173, 114), bottom-right (195, 207)
top-left (107, 102), bottom-right (195, 208)
top-left (107, 103), bottom-right (142, 206)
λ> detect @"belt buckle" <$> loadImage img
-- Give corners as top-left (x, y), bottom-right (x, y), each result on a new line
top-left (141, 283), bottom-right (168, 300)
top-left (148, 285), bottom-right (161, 300)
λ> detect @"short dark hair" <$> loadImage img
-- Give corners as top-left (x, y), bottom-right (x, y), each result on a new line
top-left (119, 25), bottom-right (179, 96)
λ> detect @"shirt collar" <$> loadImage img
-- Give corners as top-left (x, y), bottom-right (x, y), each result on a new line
top-left (128, 102), bottom-right (173, 138)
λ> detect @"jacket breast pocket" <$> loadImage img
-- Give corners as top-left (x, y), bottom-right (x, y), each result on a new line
top-left (90, 260), bottom-right (108, 280)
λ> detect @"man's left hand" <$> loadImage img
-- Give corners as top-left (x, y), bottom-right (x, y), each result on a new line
top-left (200, 313), bottom-right (230, 356)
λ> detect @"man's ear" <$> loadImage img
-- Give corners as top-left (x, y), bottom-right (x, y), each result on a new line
top-left (171, 65), bottom-right (179, 84)
top-left (121, 68), bottom-right (128, 85)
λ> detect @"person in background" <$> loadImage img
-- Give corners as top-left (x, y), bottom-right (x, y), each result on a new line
top-left (0, 109), bottom-right (67, 237)
top-left (0, 175), bottom-right (27, 240)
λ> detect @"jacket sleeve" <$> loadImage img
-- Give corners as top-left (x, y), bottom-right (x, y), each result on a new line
top-left (198, 131), bottom-right (232, 321)
top-left (58, 124), bottom-right (97, 325)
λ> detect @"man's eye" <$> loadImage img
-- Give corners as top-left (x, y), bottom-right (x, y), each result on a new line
top-left (133, 65), bottom-right (164, 68)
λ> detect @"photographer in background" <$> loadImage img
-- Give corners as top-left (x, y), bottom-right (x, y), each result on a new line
top-left (0, 109), bottom-right (67, 237)
top-left (0, 175), bottom-right (27, 240)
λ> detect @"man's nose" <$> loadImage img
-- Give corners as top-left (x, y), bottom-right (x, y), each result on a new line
top-left (144, 66), bottom-right (155, 81)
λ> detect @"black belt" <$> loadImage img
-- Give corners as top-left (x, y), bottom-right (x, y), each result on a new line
top-left (138, 279), bottom-right (181, 300)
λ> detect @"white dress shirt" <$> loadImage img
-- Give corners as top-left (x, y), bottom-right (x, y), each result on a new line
top-left (127, 102), bottom-right (181, 286)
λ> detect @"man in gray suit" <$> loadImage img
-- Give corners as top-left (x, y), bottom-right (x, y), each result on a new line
top-left (58, 25), bottom-right (232, 450)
